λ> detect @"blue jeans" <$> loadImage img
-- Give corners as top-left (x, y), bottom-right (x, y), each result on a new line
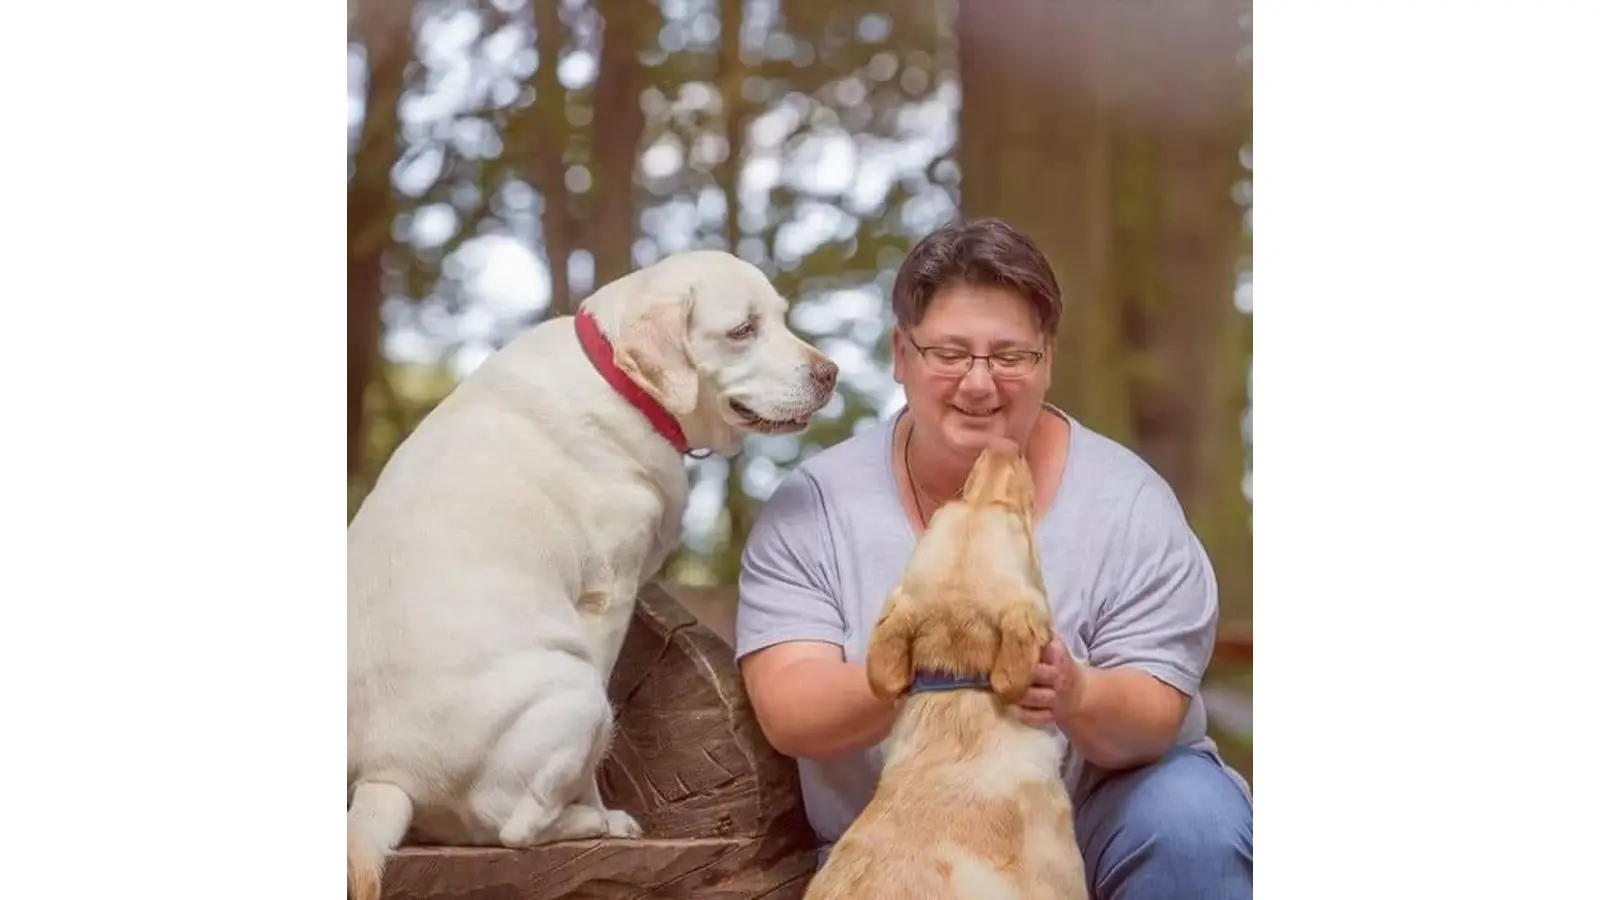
top-left (1075, 746), bottom-right (1253, 899)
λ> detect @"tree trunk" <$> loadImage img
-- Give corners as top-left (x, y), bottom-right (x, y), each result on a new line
top-left (714, 0), bottom-right (754, 586)
top-left (956, 0), bottom-right (1252, 620)
top-left (587, 0), bottom-right (653, 289)
top-left (531, 0), bottom-right (574, 316)
top-left (1120, 128), bottom-right (1252, 621)
top-left (347, 0), bottom-right (414, 478)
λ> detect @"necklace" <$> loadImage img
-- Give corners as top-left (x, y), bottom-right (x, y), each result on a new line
top-left (903, 421), bottom-right (958, 529)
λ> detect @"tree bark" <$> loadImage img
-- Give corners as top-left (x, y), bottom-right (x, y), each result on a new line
top-left (587, 0), bottom-right (653, 290)
top-left (531, 0), bottom-right (574, 316)
top-left (347, 0), bottom-right (414, 477)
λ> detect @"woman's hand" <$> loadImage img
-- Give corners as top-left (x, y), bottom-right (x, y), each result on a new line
top-left (1015, 638), bottom-right (1087, 728)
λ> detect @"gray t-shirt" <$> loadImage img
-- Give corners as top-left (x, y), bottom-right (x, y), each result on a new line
top-left (734, 406), bottom-right (1249, 846)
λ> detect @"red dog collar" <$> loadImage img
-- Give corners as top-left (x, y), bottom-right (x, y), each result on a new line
top-left (574, 309), bottom-right (691, 455)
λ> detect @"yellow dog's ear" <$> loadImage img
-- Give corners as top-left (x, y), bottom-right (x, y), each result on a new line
top-left (865, 588), bottom-right (916, 700)
top-left (614, 294), bottom-right (698, 416)
top-left (990, 602), bottom-right (1051, 704)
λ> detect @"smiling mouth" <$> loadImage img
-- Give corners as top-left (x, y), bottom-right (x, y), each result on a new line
top-left (952, 404), bottom-right (1000, 417)
top-left (729, 399), bottom-right (812, 433)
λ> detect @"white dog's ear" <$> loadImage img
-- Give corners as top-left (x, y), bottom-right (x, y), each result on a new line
top-left (614, 294), bottom-right (699, 416)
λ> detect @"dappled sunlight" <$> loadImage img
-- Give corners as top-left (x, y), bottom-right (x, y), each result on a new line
top-left (348, 0), bottom-right (1252, 643)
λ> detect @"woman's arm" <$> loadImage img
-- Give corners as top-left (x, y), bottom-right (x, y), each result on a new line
top-left (1022, 479), bottom-right (1219, 770)
top-left (1019, 640), bottom-right (1190, 770)
top-left (1055, 659), bottom-right (1190, 769)
top-left (734, 470), bottom-right (891, 760)
top-left (739, 640), bottom-right (898, 760)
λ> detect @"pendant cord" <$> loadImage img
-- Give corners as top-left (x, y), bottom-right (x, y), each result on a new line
top-left (904, 421), bottom-right (958, 529)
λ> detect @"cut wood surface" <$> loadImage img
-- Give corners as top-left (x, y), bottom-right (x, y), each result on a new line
top-left (383, 836), bottom-right (814, 900)
top-left (598, 584), bottom-right (812, 840)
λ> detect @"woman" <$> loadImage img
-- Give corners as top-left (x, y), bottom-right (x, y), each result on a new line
top-left (735, 217), bottom-right (1252, 899)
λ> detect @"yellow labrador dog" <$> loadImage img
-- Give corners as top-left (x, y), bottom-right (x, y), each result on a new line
top-left (804, 439), bottom-right (1088, 900)
top-left (347, 250), bottom-right (837, 900)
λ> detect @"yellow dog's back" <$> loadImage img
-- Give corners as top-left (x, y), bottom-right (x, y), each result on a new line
top-left (805, 692), bottom-right (1085, 900)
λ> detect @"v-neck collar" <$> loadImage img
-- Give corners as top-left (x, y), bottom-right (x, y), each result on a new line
top-left (880, 403), bottom-right (1079, 545)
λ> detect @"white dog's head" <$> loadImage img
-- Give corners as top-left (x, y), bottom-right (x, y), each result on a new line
top-left (597, 250), bottom-right (839, 456)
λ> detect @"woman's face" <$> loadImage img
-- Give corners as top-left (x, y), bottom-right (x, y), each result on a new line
top-left (892, 283), bottom-right (1052, 457)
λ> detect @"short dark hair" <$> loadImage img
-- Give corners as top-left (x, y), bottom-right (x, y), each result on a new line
top-left (890, 217), bottom-right (1063, 337)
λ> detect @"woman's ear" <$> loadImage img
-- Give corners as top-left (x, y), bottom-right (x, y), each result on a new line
top-left (889, 327), bottom-right (908, 385)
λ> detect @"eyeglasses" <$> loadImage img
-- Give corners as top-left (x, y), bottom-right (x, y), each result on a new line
top-left (903, 333), bottom-right (1046, 380)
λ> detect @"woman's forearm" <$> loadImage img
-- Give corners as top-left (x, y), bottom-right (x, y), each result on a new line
top-left (752, 658), bottom-right (899, 760)
top-left (1057, 665), bottom-right (1189, 770)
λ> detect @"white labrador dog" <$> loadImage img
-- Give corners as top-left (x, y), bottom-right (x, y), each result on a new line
top-left (346, 250), bottom-right (837, 900)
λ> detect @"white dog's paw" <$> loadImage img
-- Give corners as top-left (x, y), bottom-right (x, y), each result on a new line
top-left (529, 804), bottom-right (609, 843)
top-left (602, 809), bottom-right (642, 839)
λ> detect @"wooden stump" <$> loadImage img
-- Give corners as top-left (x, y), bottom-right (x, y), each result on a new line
top-left (383, 583), bottom-right (819, 899)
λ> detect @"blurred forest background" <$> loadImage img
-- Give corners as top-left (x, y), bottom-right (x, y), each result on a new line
top-left (348, 0), bottom-right (1252, 779)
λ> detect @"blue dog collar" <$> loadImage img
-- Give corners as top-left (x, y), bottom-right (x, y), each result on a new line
top-left (907, 670), bottom-right (992, 695)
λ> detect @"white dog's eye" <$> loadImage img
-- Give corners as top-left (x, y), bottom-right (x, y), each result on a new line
top-left (727, 316), bottom-right (758, 340)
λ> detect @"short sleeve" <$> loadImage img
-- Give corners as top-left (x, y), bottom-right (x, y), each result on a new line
top-left (734, 468), bottom-right (847, 661)
top-left (1087, 480), bottom-right (1220, 697)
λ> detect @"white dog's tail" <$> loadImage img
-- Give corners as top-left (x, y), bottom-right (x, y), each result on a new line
top-left (347, 781), bottom-right (413, 900)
